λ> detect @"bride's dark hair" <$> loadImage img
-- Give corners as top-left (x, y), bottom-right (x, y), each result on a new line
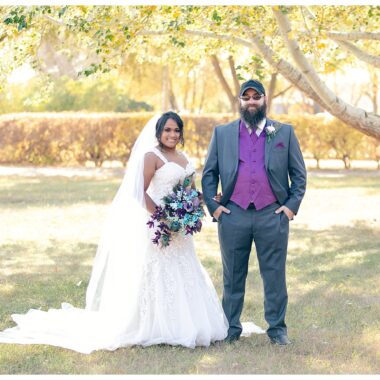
top-left (155, 111), bottom-right (185, 147)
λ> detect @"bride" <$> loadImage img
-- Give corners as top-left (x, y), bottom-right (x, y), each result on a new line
top-left (0, 112), bottom-right (262, 354)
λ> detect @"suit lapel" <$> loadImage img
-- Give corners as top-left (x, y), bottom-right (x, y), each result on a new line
top-left (264, 118), bottom-right (283, 169)
top-left (230, 119), bottom-right (240, 174)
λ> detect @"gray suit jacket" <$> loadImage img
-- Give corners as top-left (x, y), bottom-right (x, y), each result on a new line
top-left (201, 118), bottom-right (307, 219)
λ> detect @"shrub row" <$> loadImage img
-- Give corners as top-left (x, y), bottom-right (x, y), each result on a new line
top-left (0, 112), bottom-right (379, 168)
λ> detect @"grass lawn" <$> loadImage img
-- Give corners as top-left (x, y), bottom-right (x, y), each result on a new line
top-left (0, 168), bottom-right (379, 374)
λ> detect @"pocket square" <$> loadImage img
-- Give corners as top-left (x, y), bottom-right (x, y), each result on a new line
top-left (275, 142), bottom-right (285, 148)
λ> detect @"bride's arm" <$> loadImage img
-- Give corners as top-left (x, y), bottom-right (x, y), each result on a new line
top-left (143, 152), bottom-right (159, 214)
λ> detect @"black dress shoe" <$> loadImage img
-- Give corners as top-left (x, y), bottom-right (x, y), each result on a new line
top-left (224, 334), bottom-right (240, 343)
top-left (269, 335), bottom-right (292, 346)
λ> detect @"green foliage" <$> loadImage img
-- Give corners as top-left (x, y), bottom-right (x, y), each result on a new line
top-left (2, 5), bottom-right (378, 78)
top-left (0, 76), bottom-right (153, 113)
top-left (3, 7), bottom-right (29, 31)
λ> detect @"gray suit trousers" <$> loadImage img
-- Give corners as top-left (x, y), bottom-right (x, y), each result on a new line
top-left (217, 200), bottom-right (289, 338)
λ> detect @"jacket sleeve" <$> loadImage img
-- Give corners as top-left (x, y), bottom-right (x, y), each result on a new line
top-left (201, 127), bottom-right (221, 217)
top-left (284, 126), bottom-right (307, 214)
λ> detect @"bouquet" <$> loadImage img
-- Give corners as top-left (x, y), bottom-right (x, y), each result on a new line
top-left (147, 174), bottom-right (205, 248)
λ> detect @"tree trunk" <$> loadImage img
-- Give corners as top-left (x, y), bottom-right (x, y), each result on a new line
top-left (162, 65), bottom-right (169, 112)
top-left (198, 79), bottom-right (206, 114)
top-left (228, 55), bottom-right (240, 115)
top-left (343, 154), bottom-right (351, 169)
top-left (371, 70), bottom-right (378, 114)
top-left (228, 55), bottom-right (241, 96)
top-left (210, 54), bottom-right (237, 113)
top-left (312, 101), bottom-right (322, 114)
top-left (267, 72), bottom-right (277, 114)
top-left (191, 69), bottom-right (197, 113)
top-left (168, 73), bottom-right (179, 111)
top-left (183, 68), bottom-right (191, 111)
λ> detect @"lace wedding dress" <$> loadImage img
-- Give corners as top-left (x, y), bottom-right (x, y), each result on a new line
top-left (0, 148), bottom-right (229, 353)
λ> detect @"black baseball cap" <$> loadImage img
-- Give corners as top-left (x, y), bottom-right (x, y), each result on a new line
top-left (240, 79), bottom-right (266, 96)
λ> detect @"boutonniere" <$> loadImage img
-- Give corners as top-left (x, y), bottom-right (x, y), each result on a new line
top-left (265, 125), bottom-right (276, 143)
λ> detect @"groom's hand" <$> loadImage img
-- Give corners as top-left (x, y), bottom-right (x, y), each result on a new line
top-left (213, 192), bottom-right (222, 203)
top-left (213, 205), bottom-right (231, 221)
top-left (275, 205), bottom-right (295, 221)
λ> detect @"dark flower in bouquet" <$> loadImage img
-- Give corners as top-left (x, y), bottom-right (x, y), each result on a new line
top-left (147, 174), bottom-right (205, 248)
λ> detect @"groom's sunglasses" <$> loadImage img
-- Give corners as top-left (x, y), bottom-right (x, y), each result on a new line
top-left (239, 94), bottom-right (265, 101)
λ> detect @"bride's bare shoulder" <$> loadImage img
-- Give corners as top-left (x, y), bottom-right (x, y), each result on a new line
top-left (144, 150), bottom-right (165, 171)
top-left (144, 151), bottom-right (158, 165)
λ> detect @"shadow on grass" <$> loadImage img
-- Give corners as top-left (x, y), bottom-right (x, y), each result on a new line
top-left (282, 222), bottom-right (380, 373)
top-left (0, 177), bottom-right (121, 208)
top-left (1, 222), bottom-right (380, 374)
top-left (306, 173), bottom-right (380, 191)
top-left (0, 241), bottom-right (96, 323)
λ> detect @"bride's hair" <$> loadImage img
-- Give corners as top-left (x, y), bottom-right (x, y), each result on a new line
top-left (155, 111), bottom-right (185, 147)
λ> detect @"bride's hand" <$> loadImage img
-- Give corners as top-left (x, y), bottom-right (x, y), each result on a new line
top-left (213, 193), bottom-right (222, 203)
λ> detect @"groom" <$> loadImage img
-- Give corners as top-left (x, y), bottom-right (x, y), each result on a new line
top-left (202, 79), bottom-right (306, 345)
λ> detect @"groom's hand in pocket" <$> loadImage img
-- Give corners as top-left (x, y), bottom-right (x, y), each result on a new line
top-left (213, 205), bottom-right (231, 221)
top-left (275, 205), bottom-right (294, 220)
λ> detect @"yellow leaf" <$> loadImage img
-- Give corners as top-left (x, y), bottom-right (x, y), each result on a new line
top-left (172, 9), bottom-right (181, 18)
top-left (287, 30), bottom-right (296, 40)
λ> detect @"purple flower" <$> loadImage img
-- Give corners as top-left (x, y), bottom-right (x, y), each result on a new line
top-left (158, 222), bottom-right (168, 231)
top-left (176, 208), bottom-right (186, 218)
top-left (184, 201), bottom-right (194, 212)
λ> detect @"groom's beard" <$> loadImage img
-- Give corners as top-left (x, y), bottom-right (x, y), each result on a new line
top-left (239, 102), bottom-right (267, 128)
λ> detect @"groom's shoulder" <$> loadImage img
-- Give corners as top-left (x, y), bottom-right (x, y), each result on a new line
top-left (214, 119), bottom-right (240, 133)
top-left (269, 118), bottom-right (294, 134)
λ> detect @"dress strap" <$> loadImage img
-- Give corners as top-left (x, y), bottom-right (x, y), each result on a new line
top-left (179, 150), bottom-right (190, 163)
top-left (151, 147), bottom-right (168, 163)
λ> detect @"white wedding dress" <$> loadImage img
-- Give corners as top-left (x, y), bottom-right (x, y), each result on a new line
top-left (0, 117), bottom-right (263, 354)
top-left (0, 149), bottom-right (229, 353)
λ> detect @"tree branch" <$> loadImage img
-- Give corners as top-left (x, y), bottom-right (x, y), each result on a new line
top-left (273, 84), bottom-right (293, 98)
top-left (138, 24), bottom-right (380, 138)
top-left (140, 29), bottom-right (253, 48)
top-left (140, 26), bottom-right (328, 112)
top-left (42, 14), bottom-right (65, 26)
top-left (334, 39), bottom-right (380, 68)
top-left (327, 31), bottom-right (380, 41)
top-left (242, 26), bottom-right (331, 111)
top-left (273, 7), bottom-right (380, 137)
